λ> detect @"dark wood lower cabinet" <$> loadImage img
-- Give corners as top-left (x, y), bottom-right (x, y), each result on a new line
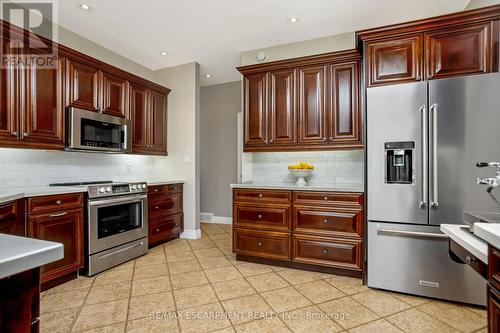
top-left (0, 268), bottom-right (40, 333)
top-left (148, 184), bottom-right (184, 247)
top-left (0, 199), bottom-right (25, 236)
top-left (489, 245), bottom-right (500, 332)
top-left (232, 188), bottom-right (364, 277)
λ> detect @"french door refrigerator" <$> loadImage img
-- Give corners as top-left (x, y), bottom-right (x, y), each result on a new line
top-left (366, 73), bottom-right (500, 306)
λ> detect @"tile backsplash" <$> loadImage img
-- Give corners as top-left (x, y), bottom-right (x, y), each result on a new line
top-left (0, 148), bottom-right (171, 189)
top-left (243, 150), bottom-right (364, 185)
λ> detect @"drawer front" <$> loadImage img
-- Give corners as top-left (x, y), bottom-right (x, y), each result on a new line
top-left (488, 284), bottom-right (500, 332)
top-left (293, 206), bottom-right (363, 238)
top-left (148, 184), bottom-right (183, 196)
top-left (489, 245), bottom-right (500, 290)
top-left (233, 189), bottom-right (291, 204)
top-left (293, 191), bottom-right (363, 207)
top-left (149, 213), bottom-right (183, 246)
top-left (148, 194), bottom-right (182, 219)
top-left (292, 234), bottom-right (362, 271)
top-left (28, 193), bottom-right (84, 214)
top-left (234, 203), bottom-right (290, 232)
top-left (233, 229), bottom-right (290, 260)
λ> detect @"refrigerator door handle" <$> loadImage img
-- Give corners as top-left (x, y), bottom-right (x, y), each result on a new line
top-left (420, 105), bottom-right (428, 208)
top-left (431, 103), bottom-right (439, 207)
top-left (376, 225), bottom-right (448, 239)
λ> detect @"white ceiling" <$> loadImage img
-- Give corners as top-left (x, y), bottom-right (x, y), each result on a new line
top-left (56, 0), bottom-right (471, 86)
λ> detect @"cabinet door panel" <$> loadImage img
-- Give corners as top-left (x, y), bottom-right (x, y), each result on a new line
top-left (244, 73), bottom-right (267, 146)
top-left (269, 69), bottom-right (296, 145)
top-left (129, 84), bottom-right (149, 151)
top-left (366, 34), bottom-right (423, 87)
top-left (149, 90), bottom-right (168, 154)
top-left (298, 65), bottom-right (327, 144)
top-left (425, 22), bottom-right (491, 79)
top-left (21, 56), bottom-right (64, 145)
top-left (101, 72), bottom-right (127, 117)
top-left (329, 62), bottom-right (360, 144)
top-left (65, 59), bottom-right (99, 111)
top-left (0, 40), bottom-right (17, 142)
top-left (28, 209), bottom-right (83, 283)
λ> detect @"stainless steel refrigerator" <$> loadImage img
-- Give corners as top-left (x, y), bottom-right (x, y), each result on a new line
top-left (366, 73), bottom-right (500, 306)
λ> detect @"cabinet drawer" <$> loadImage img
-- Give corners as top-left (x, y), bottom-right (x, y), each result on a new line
top-left (233, 189), bottom-right (291, 204)
top-left (292, 234), bottom-right (362, 271)
top-left (233, 229), bottom-right (290, 261)
top-left (293, 206), bottom-right (363, 238)
top-left (234, 203), bottom-right (290, 232)
top-left (488, 284), bottom-right (500, 332)
top-left (149, 213), bottom-right (183, 246)
top-left (293, 191), bottom-right (363, 207)
top-left (148, 184), bottom-right (183, 197)
top-left (148, 194), bottom-right (182, 219)
top-left (28, 193), bottom-right (84, 214)
top-left (489, 245), bottom-right (500, 290)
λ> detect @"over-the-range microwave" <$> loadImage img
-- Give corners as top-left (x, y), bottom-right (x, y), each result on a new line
top-left (66, 107), bottom-right (132, 153)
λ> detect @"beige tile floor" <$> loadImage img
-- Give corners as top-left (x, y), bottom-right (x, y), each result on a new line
top-left (39, 223), bottom-right (487, 333)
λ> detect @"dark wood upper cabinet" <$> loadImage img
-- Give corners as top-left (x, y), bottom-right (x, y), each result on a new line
top-left (20, 55), bottom-right (64, 146)
top-left (425, 22), bottom-right (492, 79)
top-left (268, 69), bottom-right (296, 145)
top-left (328, 62), bottom-right (360, 144)
top-left (244, 73), bottom-right (267, 146)
top-left (0, 60), bottom-right (17, 142)
top-left (149, 89), bottom-right (168, 154)
top-left (101, 71), bottom-right (128, 117)
top-left (129, 83), bottom-right (149, 151)
top-left (65, 58), bottom-right (99, 111)
top-left (365, 34), bottom-right (423, 87)
top-left (298, 65), bottom-right (327, 145)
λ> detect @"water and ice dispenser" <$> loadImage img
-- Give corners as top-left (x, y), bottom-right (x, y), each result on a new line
top-left (385, 141), bottom-right (415, 184)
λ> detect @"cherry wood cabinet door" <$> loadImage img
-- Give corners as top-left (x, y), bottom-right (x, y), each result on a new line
top-left (20, 56), bottom-right (64, 146)
top-left (366, 34), bottom-right (423, 87)
top-left (425, 22), bottom-right (491, 79)
top-left (65, 59), bottom-right (99, 111)
top-left (268, 69), bottom-right (296, 145)
top-left (28, 209), bottom-right (84, 283)
top-left (297, 65), bottom-right (327, 144)
top-left (149, 89), bottom-right (168, 154)
top-left (129, 83), bottom-right (149, 152)
top-left (328, 62), bottom-right (360, 145)
top-left (0, 38), bottom-right (18, 142)
top-left (244, 73), bottom-right (267, 146)
top-left (101, 71), bottom-right (128, 117)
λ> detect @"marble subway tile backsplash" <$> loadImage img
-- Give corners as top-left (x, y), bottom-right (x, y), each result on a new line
top-left (0, 148), bottom-right (170, 189)
top-left (244, 150), bottom-right (364, 186)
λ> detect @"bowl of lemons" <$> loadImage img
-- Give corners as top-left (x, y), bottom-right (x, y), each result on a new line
top-left (288, 162), bottom-right (314, 186)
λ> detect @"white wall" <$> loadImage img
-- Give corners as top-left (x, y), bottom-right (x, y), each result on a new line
top-left (153, 63), bottom-right (201, 239)
top-left (466, 0), bottom-right (500, 9)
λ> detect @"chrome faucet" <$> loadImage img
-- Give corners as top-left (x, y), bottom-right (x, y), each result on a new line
top-left (476, 162), bottom-right (500, 207)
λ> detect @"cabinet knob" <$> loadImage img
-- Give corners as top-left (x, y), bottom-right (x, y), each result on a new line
top-left (155, 206), bottom-right (159, 210)
top-left (156, 228), bottom-right (160, 232)
top-left (329, 137), bottom-right (333, 141)
top-left (23, 133), bottom-right (28, 137)
top-left (323, 196), bottom-right (328, 200)
top-left (155, 189), bottom-right (159, 192)
top-left (173, 186), bottom-right (176, 190)
top-left (257, 241), bottom-right (263, 247)
top-left (56, 200), bottom-right (62, 205)
top-left (175, 223), bottom-right (179, 227)
top-left (11, 131), bottom-right (18, 137)
top-left (257, 214), bottom-right (262, 219)
top-left (323, 219), bottom-right (328, 223)
top-left (269, 139), bottom-right (273, 143)
top-left (258, 194), bottom-right (263, 198)
top-left (323, 249), bottom-right (328, 254)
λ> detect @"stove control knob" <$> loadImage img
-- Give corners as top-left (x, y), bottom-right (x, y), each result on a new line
top-left (106, 186), bottom-right (112, 192)
top-left (132, 185), bottom-right (137, 190)
top-left (142, 184), bottom-right (147, 189)
top-left (99, 187), bottom-right (105, 193)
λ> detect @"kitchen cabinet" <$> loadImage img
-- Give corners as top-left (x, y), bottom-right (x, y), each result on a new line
top-left (101, 71), bottom-right (128, 117)
top-left (358, 6), bottom-right (500, 87)
top-left (232, 188), bottom-right (364, 277)
top-left (27, 193), bottom-right (84, 287)
top-left (65, 58), bottom-right (99, 111)
top-left (489, 245), bottom-right (500, 332)
top-left (147, 183), bottom-right (184, 247)
top-left (129, 83), bottom-right (149, 151)
top-left (0, 37), bottom-right (17, 143)
top-left (238, 50), bottom-right (362, 152)
top-left (0, 199), bottom-right (25, 236)
top-left (149, 89), bottom-right (168, 154)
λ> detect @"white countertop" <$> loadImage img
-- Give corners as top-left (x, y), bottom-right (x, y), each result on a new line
top-left (147, 180), bottom-right (184, 186)
top-left (0, 234), bottom-right (63, 279)
top-left (474, 223), bottom-right (500, 250)
top-left (440, 224), bottom-right (488, 264)
top-left (230, 182), bottom-right (364, 193)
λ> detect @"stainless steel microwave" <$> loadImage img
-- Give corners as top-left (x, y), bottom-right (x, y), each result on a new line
top-left (66, 107), bottom-right (132, 153)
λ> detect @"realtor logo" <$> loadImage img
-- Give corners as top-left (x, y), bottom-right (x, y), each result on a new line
top-left (0, 0), bottom-right (58, 69)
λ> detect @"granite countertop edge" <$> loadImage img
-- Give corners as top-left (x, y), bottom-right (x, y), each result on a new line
top-left (230, 182), bottom-right (364, 192)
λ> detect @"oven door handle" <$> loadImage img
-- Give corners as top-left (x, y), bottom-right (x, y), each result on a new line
top-left (89, 195), bottom-right (147, 207)
top-left (97, 241), bottom-right (145, 259)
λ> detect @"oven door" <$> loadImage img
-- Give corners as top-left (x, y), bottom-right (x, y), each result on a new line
top-left (88, 194), bottom-right (148, 254)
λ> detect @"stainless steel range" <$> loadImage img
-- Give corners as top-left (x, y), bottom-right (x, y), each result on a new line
top-left (51, 180), bottom-right (149, 276)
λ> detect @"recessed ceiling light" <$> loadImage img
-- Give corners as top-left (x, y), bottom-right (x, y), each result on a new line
top-left (287, 16), bottom-right (298, 23)
top-left (80, 4), bottom-right (90, 10)
top-left (205, 74), bottom-right (211, 78)
top-left (160, 51), bottom-right (167, 56)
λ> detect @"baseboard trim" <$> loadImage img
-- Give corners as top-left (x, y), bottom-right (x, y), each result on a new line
top-left (200, 212), bottom-right (232, 225)
top-left (180, 228), bottom-right (201, 240)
